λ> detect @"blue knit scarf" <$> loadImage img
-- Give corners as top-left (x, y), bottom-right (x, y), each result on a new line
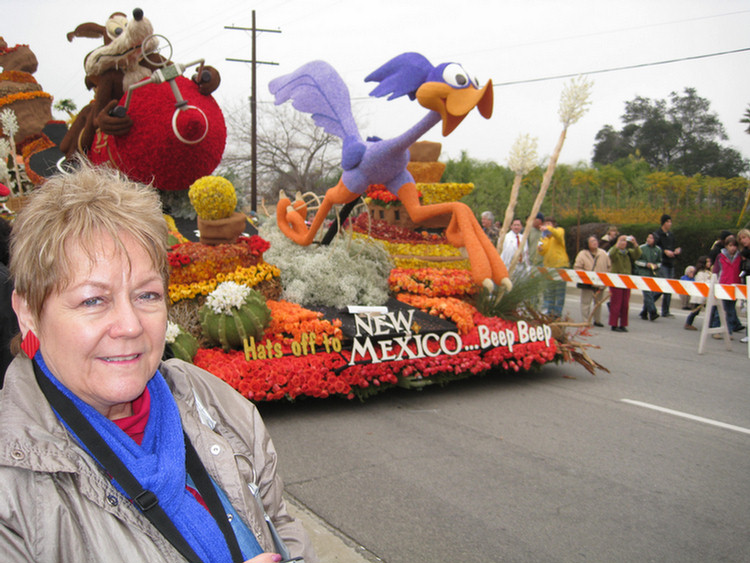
top-left (35, 352), bottom-right (233, 563)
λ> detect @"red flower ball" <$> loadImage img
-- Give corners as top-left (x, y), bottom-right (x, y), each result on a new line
top-left (89, 76), bottom-right (226, 191)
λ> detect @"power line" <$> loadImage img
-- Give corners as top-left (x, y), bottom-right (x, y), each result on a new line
top-left (341, 47), bottom-right (750, 102)
top-left (454, 9), bottom-right (750, 58)
top-left (493, 46), bottom-right (750, 88)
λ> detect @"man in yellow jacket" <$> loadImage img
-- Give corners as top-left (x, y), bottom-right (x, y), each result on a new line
top-left (538, 217), bottom-right (570, 318)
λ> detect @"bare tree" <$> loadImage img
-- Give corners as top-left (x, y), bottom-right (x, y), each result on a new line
top-left (219, 100), bottom-right (342, 207)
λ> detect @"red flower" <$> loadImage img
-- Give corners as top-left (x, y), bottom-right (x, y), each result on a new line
top-left (351, 213), bottom-right (448, 245)
top-left (366, 184), bottom-right (398, 204)
top-left (239, 235), bottom-right (271, 257)
top-left (192, 311), bottom-right (558, 403)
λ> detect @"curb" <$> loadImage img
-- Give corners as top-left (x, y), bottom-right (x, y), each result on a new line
top-left (285, 495), bottom-right (383, 562)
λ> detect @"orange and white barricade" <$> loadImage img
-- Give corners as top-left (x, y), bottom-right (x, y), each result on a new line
top-left (550, 269), bottom-right (748, 357)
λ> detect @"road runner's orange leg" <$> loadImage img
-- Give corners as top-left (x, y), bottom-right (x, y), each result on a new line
top-left (398, 183), bottom-right (510, 287)
top-left (277, 178), bottom-right (359, 245)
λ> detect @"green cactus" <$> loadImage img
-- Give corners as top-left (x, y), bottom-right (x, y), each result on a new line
top-left (165, 321), bottom-right (200, 363)
top-left (199, 286), bottom-right (271, 351)
top-left (168, 331), bottom-right (199, 363)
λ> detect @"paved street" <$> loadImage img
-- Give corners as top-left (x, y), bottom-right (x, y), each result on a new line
top-left (260, 289), bottom-right (750, 563)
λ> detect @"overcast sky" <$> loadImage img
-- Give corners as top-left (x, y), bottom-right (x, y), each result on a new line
top-left (5, 0), bottom-right (750, 169)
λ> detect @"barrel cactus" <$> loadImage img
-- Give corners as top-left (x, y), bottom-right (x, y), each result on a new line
top-left (188, 176), bottom-right (237, 220)
top-left (165, 321), bottom-right (199, 362)
top-left (199, 281), bottom-right (271, 351)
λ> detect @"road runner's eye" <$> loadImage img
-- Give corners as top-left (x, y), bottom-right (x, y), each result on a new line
top-left (442, 64), bottom-right (470, 88)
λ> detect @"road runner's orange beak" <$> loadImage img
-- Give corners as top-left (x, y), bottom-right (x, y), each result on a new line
top-left (416, 79), bottom-right (493, 136)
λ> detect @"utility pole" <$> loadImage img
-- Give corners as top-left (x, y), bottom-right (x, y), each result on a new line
top-left (225, 10), bottom-right (280, 212)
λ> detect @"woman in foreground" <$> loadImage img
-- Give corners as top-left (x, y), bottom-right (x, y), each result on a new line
top-left (0, 164), bottom-right (316, 563)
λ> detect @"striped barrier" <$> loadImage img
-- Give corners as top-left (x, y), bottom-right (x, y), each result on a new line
top-left (543, 268), bottom-right (747, 302)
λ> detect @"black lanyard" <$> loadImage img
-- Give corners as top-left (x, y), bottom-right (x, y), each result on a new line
top-left (32, 360), bottom-right (244, 563)
top-left (184, 433), bottom-right (245, 562)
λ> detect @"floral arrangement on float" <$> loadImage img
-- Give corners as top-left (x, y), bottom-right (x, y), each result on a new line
top-left (161, 67), bottom-right (606, 403)
top-left (164, 169), bottom-right (597, 403)
top-left (189, 176), bottom-right (248, 244)
top-left (0, 37), bottom-right (71, 202)
top-left (165, 174), bottom-right (562, 402)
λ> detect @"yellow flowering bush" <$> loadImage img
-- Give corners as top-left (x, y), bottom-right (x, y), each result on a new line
top-left (188, 176), bottom-right (237, 220)
top-left (557, 205), bottom-right (663, 225)
top-left (592, 205), bottom-right (663, 225)
top-left (352, 233), bottom-right (462, 259)
top-left (169, 262), bottom-right (281, 303)
top-left (393, 257), bottom-right (471, 270)
top-left (418, 182), bottom-right (474, 204)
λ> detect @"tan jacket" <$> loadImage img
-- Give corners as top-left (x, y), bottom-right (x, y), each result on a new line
top-left (573, 248), bottom-right (611, 274)
top-left (0, 357), bottom-right (317, 563)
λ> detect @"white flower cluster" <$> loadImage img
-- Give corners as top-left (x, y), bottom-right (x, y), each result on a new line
top-left (558, 76), bottom-right (593, 128)
top-left (0, 109), bottom-right (18, 139)
top-left (261, 221), bottom-right (392, 308)
top-left (507, 134), bottom-right (538, 176)
top-left (165, 321), bottom-right (181, 344)
top-left (205, 281), bottom-right (251, 315)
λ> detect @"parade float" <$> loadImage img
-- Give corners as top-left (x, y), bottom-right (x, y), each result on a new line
top-left (165, 175), bottom-right (565, 402)
top-left (158, 53), bottom-right (603, 403)
top-left (0, 36), bottom-right (67, 200)
top-left (1, 15), bottom-right (604, 403)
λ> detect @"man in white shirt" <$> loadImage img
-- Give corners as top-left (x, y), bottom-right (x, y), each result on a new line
top-left (500, 218), bottom-right (528, 271)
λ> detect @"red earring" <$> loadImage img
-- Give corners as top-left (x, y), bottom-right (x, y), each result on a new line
top-left (20, 330), bottom-right (40, 358)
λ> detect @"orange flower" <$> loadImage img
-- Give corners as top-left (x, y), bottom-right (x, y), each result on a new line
top-left (265, 300), bottom-right (343, 344)
top-left (0, 90), bottom-right (51, 109)
top-left (389, 268), bottom-right (477, 298)
top-left (0, 70), bottom-right (37, 84)
top-left (395, 294), bottom-right (477, 334)
top-left (169, 240), bottom-right (264, 285)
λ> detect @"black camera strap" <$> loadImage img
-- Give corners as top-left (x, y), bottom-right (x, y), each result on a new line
top-left (32, 360), bottom-right (243, 563)
top-left (183, 432), bottom-right (244, 562)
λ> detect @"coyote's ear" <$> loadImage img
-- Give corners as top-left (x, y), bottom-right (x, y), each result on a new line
top-left (66, 22), bottom-right (107, 43)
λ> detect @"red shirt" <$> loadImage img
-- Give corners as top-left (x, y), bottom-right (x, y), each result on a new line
top-left (113, 389), bottom-right (150, 445)
top-left (113, 389), bottom-right (208, 510)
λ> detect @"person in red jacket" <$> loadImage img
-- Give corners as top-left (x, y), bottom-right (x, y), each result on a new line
top-left (709, 235), bottom-right (744, 335)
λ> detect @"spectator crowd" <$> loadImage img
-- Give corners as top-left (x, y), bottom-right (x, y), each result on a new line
top-left (485, 210), bottom-right (749, 342)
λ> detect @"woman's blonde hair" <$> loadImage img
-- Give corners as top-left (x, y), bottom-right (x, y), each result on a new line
top-left (10, 163), bottom-right (168, 321)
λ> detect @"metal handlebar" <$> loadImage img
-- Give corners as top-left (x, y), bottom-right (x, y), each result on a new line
top-left (109, 35), bottom-right (210, 145)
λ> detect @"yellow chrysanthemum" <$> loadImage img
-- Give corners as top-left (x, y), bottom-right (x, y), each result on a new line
top-left (188, 176), bottom-right (237, 220)
top-left (168, 262), bottom-right (280, 304)
top-left (417, 182), bottom-right (474, 204)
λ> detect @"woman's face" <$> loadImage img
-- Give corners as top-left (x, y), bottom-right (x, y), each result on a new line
top-left (739, 233), bottom-right (750, 247)
top-left (587, 236), bottom-right (598, 251)
top-left (31, 233), bottom-right (167, 418)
